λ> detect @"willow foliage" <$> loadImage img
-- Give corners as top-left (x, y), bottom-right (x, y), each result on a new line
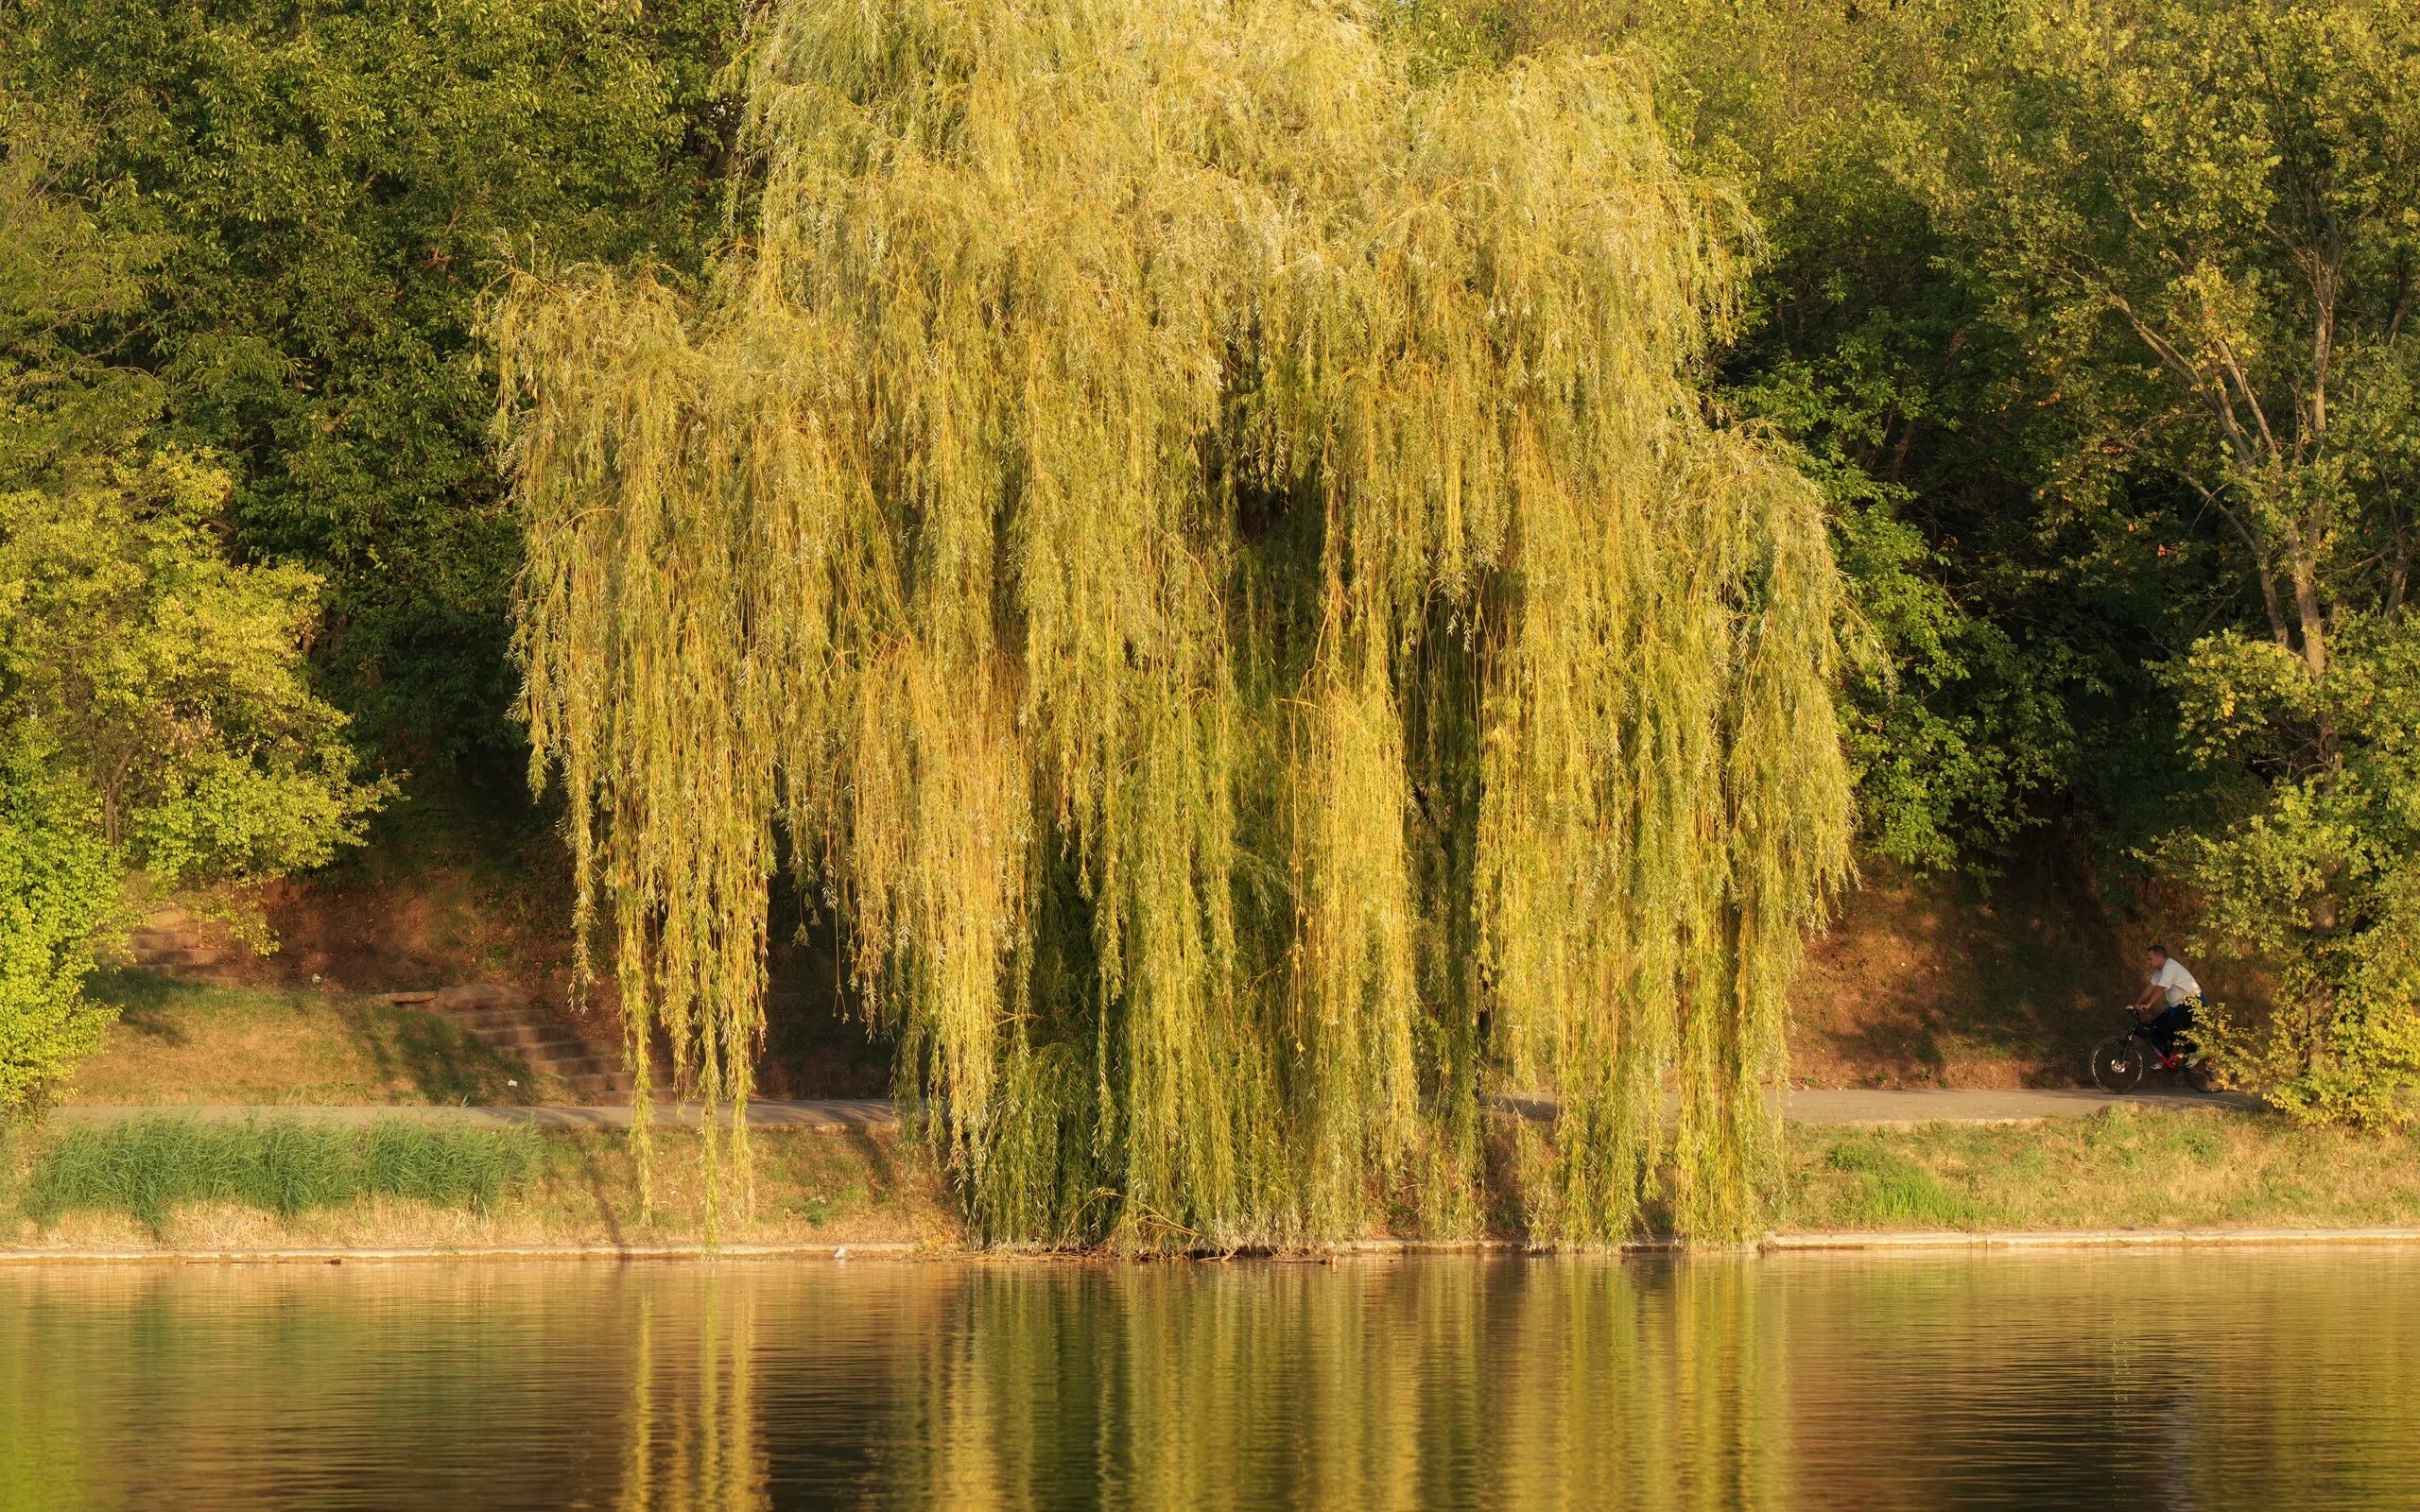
top-left (494, 0), bottom-right (1852, 1247)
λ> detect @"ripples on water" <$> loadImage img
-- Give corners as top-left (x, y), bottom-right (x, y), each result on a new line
top-left (4, 1251), bottom-right (2415, 1510)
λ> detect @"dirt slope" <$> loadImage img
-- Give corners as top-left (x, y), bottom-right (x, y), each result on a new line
top-left (203, 779), bottom-right (2208, 1096)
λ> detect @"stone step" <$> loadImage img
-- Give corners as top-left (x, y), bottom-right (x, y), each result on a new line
top-left (445, 1016), bottom-right (561, 1035)
top-left (540, 1055), bottom-right (622, 1078)
top-left (461, 1024), bottom-right (610, 1059)
top-left (561, 1081), bottom-right (633, 1102)
top-left (446, 1019), bottom-right (623, 1067)
top-left (135, 947), bottom-right (234, 968)
top-left (126, 929), bottom-right (209, 953)
top-left (508, 1044), bottom-right (605, 1069)
top-left (451, 1020), bottom-right (582, 1049)
top-left (459, 1027), bottom-right (603, 1059)
top-left (434, 984), bottom-right (531, 1012)
top-left (453, 1022), bottom-right (612, 1057)
top-left (442, 1011), bottom-right (564, 1036)
top-left (427, 998), bottom-right (549, 1021)
top-left (384, 985), bottom-right (631, 1098)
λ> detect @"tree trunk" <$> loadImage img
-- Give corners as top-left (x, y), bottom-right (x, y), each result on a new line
top-left (2289, 550), bottom-right (2327, 680)
top-left (2256, 558), bottom-right (2293, 650)
top-left (2391, 524), bottom-right (2411, 621)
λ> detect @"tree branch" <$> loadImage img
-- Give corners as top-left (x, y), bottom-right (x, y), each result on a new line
top-left (2171, 466), bottom-right (2293, 649)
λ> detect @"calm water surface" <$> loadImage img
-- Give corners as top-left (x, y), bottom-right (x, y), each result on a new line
top-left (5, 1250), bottom-right (2417, 1509)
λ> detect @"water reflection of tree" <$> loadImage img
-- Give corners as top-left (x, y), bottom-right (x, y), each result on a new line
top-left (9, 1255), bottom-right (2420, 1507)
top-left (616, 1274), bottom-right (766, 1512)
top-left (874, 1257), bottom-right (1786, 1512)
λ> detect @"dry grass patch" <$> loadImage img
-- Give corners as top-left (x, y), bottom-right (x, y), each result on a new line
top-left (66, 971), bottom-right (546, 1106)
top-left (1785, 1106), bottom-right (2420, 1232)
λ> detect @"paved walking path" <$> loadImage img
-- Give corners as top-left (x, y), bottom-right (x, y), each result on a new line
top-left (1491, 1086), bottom-right (2260, 1124)
top-left (48, 1087), bottom-right (2257, 1129)
top-left (48, 1099), bottom-right (898, 1129)
top-left (1780, 1086), bottom-right (2261, 1123)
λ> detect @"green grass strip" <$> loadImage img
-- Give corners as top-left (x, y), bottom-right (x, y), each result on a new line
top-left (22, 1117), bottom-right (539, 1231)
top-left (1816, 1138), bottom-right (1988, 1228)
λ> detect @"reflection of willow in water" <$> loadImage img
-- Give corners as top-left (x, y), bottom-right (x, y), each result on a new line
top-left (617, 1276), bottom-right (767, 1512)
top-left (9, 1258), bottom-right (2420, 1507)
top-left (888, 1259), bottom-right (1786, 1512)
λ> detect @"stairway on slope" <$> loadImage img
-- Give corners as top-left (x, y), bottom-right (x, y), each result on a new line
top-left (391, 984), bottom-right (631, 1103)
top-left (117, 907), bottom-right (244, 983)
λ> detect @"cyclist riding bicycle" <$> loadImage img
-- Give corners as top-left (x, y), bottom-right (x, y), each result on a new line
top-left (2129, 944), bottom-right (2203, 1063)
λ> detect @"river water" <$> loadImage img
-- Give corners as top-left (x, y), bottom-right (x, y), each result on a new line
top-left (4, 1250), bottom-right (2414, 1509)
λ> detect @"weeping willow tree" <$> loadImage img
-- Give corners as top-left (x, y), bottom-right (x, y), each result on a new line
top-left (493, 0), bottom-right (1852, 1248)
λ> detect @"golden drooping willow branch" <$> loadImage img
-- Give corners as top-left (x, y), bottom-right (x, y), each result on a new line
top-left (492, 0), bottom-right (1853, 1247)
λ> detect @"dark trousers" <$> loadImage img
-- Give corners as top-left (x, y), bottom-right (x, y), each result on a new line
top-left (2146, 998), bottom-right (2200, 1057)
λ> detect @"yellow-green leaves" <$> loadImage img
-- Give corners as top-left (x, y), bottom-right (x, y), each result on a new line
top-left (497, 0), bottom-right (1852, 1247)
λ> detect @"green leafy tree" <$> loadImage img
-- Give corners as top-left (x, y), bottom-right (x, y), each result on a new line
top-left (0, 117), bottom-right (385, 1112)
top-left (0, 449), bottom-right (387, 889)
top-left (2163, 627), bottom-right (2420, 1122)
top-left (0, 757), bottom-right (123, 1114)
top-left (1950, 0), bottom-right (2420, 1118)
top-left (4, 0), bottom-right (746, 760)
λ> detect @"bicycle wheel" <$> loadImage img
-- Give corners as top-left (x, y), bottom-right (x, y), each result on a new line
top-left (2090, 1036), bottom-right (2146, 1093)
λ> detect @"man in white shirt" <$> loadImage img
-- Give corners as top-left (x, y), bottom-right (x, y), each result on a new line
top-left (2129, 944), bottom-right (2204, 1062)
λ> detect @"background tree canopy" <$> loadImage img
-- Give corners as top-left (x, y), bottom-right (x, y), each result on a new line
top-left (3, 0), bottom-right (747, 763)
top-left (1591, 0), bottom-right (2420, 1120)
top-left (0, 116), bottom-right (385, 1110)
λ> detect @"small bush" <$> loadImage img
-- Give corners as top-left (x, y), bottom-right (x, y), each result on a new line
top-left (0, 764), bottom-right (125, 1116)
top-left (22, 1116), bottom-right (539, 1231)
top-left (1821, 1141), bottom-right (1984, 1228)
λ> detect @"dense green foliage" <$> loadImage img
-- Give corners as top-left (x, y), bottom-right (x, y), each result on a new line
top-left (0, 450), bottom-right (384, 885)
top-left (1575, 0), bottom-right (2089, 875)
top-left (499, 0), bottom-right (1854, 1247)
top-left (0, 121), bottom-right (383, 1110)
top-left (0, 763), bottom-right (122, 1115)
top-left (1945, 0), bottom-right (2420, 1121)
top-left (1561, 0), bottom-right (2420, 1121)
top-left (3, 0), bottom-right (746, 759)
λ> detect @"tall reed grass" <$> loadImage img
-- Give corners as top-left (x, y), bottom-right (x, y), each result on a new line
top-left (21, 1117), bottom-right (539, 1229)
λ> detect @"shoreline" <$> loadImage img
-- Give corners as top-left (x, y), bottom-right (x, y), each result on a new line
top-left (11, 1227), bottom-right (2420, 1265)
top-left (14, 1102), bottom-right (2420, 1263)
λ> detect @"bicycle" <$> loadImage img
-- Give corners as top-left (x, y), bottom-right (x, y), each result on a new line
top-left (2087, 1006), bottom-right (2206, 1092)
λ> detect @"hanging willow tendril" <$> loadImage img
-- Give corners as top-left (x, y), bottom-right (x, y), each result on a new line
top-left (493, 0), bottom-right (1853, 1247)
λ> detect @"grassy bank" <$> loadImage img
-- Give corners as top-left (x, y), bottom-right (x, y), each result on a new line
top-left (0, 1119), bottom-right (952, 1253)
top-left (7, 1105), bottom-right (2419, 1254)
top-left (68, 972), bottom-right (550, 1106)
top-left (1786, 1104), bottom-right (2420, 1232)
top-left (22, 1118), bottom-right (538, 1230)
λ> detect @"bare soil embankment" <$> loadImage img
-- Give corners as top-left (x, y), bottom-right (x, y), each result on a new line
top-left (1787, 845), bottom-right (2270, 1091)
top-left (241, 814), bottom-right (2168, 1098)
